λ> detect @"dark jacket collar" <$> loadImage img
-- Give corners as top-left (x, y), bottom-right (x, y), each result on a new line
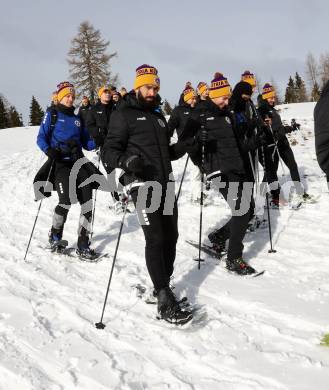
top-left (56, 104), bottom-right (75, 116)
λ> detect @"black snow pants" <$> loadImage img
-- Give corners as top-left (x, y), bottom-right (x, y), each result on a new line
top-left (131, 186), bottom-right (178, 291)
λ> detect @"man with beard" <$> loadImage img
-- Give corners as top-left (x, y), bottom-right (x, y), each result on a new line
top-left (186, 72), bottom-right (259, 275)
top-left (101, 64), bottom-right (193, 325)
top-left (258, 83), bottom-right (314, 208)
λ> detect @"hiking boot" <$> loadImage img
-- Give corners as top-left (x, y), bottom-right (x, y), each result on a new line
top-left (226, 257), bottom-right (256, 275)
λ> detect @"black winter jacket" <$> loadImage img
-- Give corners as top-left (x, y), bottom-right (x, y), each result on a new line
top-left (101, 94), bottom-right (186, 187)
top-left (314, 81), bottom-right (329, 175)
top-left (85, 101), bottom-right (113, 147)
top-left (187, 100), bottom-right (247, 181)
top-left (168, 103), bottom-right (195, 138)
top-left (78, 104), bottom-right (91, 127)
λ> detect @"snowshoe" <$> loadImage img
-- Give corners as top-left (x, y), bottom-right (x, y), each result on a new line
top-left (226, 257), bottom-right (257, 276)
top-left (302, 192), bottom-right (318, 204)
top-left (289, 193), bottom-right (303, 210)
top-left (157, 287), bottom-right (193, 325)
top-left (76, 247), bottom-right (101, 261)
top-left (48, 230), bottom-right (68, 253)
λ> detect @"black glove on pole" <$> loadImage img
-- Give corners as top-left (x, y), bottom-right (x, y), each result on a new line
top-left (250, 100), bottom-right (276, 253)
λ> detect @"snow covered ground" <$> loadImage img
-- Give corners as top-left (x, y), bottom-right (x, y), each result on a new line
top-left (0, 103), bottom-right (329, 390)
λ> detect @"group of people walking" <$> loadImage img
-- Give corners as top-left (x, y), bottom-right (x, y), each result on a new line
top-left (34, 64), bottom-right (326, 325)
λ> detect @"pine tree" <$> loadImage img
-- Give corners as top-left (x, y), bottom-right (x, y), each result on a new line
top-left (68, 21), bottom-right (118, 103)
top-left (163, 99), bottom-right (173, 116)
top-left (284, 76), bottom-right (296, 103)
top-left (0, 96), bottom-right (9, 129)
top-left (295, 72), bottom-right (308, 102)
top-left (29, 96), bottom-right (44, 126)
top-left (8, 106), bottom-right (23, 127)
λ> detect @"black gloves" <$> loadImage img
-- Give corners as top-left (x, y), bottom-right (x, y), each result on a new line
top-left (120, 154), bottom-right (144, 175)
top-left (46, 147), bottom-right (61, 161)
top-left (66, 139), bottom-right (81, 162)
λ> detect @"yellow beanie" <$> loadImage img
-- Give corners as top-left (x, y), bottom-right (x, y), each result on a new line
top-left (56, 82), bottom-right (75, 102)
top-left (241, 70), bottom-right (257, 88)
top-left (183, 87), bottom-right (197, 103)
top-left (134, 64), bottom-right (160, 90)
top-left (209, 73), bottom-right (231, 99)
top-left (262, 83), bottom-right (276, 100)
top-left (98, 85), bottom-right (111, 98)
top-left (197, 82), bottom-right (208, 96)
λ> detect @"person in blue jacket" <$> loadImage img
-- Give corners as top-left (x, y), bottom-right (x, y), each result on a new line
top-left (36, 81), bottom-right (100, 260)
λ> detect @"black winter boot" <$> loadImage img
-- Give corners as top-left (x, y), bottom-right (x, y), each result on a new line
top-left (157, 287), bottom-right (193, 325)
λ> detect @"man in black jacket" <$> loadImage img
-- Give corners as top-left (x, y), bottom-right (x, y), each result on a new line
top-left (187, 72), bottom-right (258, 275)
top-left (86, 86), bottom-right (124, 211)
top-left (258, 83), bottom-right (313, 208)
top-left (86, 86), bottom-right (113, 148)
top-left (168, 85), bottom-right (197, 138)
top-left (101, 64), bottom-right (192, 325)
top-left (78, 96), bottom-right (91, 127)
top-left (314, 80), bottom-right (329, 187)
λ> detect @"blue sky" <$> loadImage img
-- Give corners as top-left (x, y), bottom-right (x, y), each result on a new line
top-left (0, 0), bottom-right (328, 123)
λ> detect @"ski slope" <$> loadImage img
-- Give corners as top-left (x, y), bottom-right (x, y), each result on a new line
top-left (0, 103), bottom-right (329, 390)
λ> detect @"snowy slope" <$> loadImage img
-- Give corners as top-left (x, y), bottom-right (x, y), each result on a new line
top-left (1, 105), bottom-right (329, 390)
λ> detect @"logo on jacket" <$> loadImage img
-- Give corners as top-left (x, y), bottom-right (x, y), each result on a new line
top-left (225, 117), bottom-right (231, 124)
top-left (97, 111), bottom-right (103, 114)
top-left (137, 117), bottom-right (146, 120)
top-left (158, 119), bottom-right (166, 128)
top-left (206, 117), bottom-right (214, 121)
top-left (184, 112), bottom-right (189, 115)
top-left (75, 120), bottom-right (81, 127)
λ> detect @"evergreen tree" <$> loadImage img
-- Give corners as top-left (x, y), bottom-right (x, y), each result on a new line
top-left (311, 81), bottom-right (321, 102)
top-left (295, 72), bottom-right (308, 102)
top-left (8, 106), bottom-right (23, 127)
top-left (68, 21), bottom-right (118, 103)
top-left (163, 99), bottom-right (173, 116)
top-left (0, 96), bottom-right (9, 129)
top-left (29, 96), bottom-right (44, 126)
top-left (284, 76), bottom-right (297, 103)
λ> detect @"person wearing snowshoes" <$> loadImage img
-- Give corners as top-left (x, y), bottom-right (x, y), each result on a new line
top-left (101, 64), bottom-right (193, 325)
top-left (314, 80), bottom-right (329, 189)
top-left (86, 86), bottom-right (125, 213)
top-left (185, 72), bottom-right (258, 275)
top-left (258, 83), bottom-right (313, 208)
top-left (36, 81), bottom-right (102, 260)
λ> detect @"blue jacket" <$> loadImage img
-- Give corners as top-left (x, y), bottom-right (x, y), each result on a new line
top-left (37, 108), bottom-right (96, 158)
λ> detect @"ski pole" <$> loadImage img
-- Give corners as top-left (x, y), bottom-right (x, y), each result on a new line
top-left (249, 101), bottom-right (276, 253)
top-left (176, 155), bottom-right (189, 201)
top-left (95, 186), bottom-right (132, 329)
top-left (90, 152), bottom-right (101, 240)
top-left (194, 125), bottom-right (206, 269)
top-left (24, 159), bottom-right (55, 261)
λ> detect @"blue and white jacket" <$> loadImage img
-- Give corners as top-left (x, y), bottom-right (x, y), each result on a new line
top-left (37, 106), bottom-right (96, 159)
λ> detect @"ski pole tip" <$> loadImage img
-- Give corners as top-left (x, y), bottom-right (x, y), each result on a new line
top-left (95, 322), bottom-right (106, 329)
top-left (268, 249), bottom-right (277, 253)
